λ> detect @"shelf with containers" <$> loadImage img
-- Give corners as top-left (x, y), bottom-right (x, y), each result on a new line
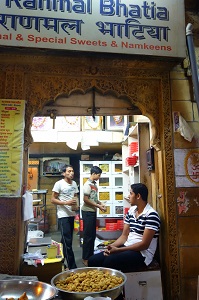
top-left (29, 189), bottom-right (48, 233)
top-left (79, 161), bottom-right (124, 241)
top-left (122, 122), bottom-right (151, 214)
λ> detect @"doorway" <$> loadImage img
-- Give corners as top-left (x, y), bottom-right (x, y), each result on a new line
top-left (28, 90), bottom-right (152, 233)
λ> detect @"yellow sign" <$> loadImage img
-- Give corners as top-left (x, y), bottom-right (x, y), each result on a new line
top-left (0, 99), bottom-right (25, 197)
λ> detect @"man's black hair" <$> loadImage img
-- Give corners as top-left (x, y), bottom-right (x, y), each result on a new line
top-left (90, 166), bottom-right (102, 175)
top-left (62, 164), bottom-right (73, 173)
top-left (131, 183), bottom-right (148, 202)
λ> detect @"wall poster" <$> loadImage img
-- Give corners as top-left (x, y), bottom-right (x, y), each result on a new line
top-left (0, 99), bottom-right (25, 197)
top-left (174, 149), bottom-right (199, 187)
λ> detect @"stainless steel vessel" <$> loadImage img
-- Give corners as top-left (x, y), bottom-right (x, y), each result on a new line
top-left (51, 267), bottom-right (127, 300)
top-left (0, 279), bottom-right (57, 300)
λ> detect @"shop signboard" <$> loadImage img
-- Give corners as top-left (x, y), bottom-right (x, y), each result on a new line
top-left (0, 99), bottom-right (25, 197)
top-left (0, 0), bottom-right (186, 58)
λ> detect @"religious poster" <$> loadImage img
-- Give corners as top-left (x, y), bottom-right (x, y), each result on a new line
top-left (174, 149), bottom-right (199, 187)
top-left (0, 99), bottom-right (25, 197)
top-left (106, 116), bottom-right (127, 131)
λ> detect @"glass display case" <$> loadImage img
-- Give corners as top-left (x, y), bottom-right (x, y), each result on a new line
top-left (80, 161), bottom-right (125, 218)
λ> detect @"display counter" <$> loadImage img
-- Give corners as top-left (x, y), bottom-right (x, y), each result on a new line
top-left (20, 243), bottom-right (64, 283)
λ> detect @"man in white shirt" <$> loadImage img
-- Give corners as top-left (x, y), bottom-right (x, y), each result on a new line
top-left (51, 164), bottom-right (79, 269)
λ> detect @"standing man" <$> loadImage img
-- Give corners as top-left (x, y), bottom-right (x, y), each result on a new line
top-left (51, 164), bottom-right (78, 270)
top-left (81, 166), bottom-right (106, 266)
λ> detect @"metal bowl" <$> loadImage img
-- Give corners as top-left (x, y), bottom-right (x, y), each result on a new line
top-left (51, 267), bottom-right (127, 300)
top-left (0, 280), bottom-right (57, 300)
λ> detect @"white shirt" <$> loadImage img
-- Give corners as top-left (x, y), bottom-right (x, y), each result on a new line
top-left (52, 179), bottom-right (79, 218)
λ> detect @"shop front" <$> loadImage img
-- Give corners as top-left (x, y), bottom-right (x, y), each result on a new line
top-left (0, 49), bottom-right (180, 299)
top-left (0, 1), bottom-right (199, 299)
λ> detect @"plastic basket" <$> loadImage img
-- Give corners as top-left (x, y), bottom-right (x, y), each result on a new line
top-left (117, 220), bottom-right (124, 230)
top-left (106, 223), bottom-right (118, 230)
top-left (125, 156), bottom-right (138, 166)
top-left (129, 142), bottom-right (138, 155)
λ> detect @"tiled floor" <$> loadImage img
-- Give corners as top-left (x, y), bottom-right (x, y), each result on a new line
top-left (46, 230), bottom-right (85, 269)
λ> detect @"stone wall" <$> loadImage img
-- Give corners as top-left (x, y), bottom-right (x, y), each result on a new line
top-left (170, 60), bottom-right (199, 299)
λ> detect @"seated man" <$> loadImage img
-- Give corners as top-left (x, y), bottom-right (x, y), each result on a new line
top-left (88, 183), bottom-right (161, 273)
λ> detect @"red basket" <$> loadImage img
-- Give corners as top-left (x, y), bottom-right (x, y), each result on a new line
top-left (129, 142), bottom-right (138, 156)
top-left (106, 223), bottom-right (118, 230)
top-left (125, 156), bottom-right (138, 166)
top-left (117, 220), bottom-right (124, 230)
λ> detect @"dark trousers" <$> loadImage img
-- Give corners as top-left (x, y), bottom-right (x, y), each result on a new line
top-left (59, 217), bottom-right (77, 269)
top-left (82, 210), bottom-right (97, 260)
top-left (88, 248), bottom-right (145, 273)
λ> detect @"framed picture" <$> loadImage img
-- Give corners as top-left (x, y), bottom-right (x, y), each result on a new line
top-left (106, 116), bottom-right (128, 131)
top-left (31, 117), bottom-right (52, 130)
top-left (57, 116), bottom-right (81, 131)
top-left (82, 116), bottom-right (103, 130)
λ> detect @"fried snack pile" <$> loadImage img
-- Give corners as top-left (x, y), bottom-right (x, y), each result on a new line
top-left (55, 270), bottom-right (123, 292)
top-left (6, 292), bottom-right (28, 300)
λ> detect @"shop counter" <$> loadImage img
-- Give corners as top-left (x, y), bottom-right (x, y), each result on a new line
top-left (20, 243), bottom-right (64, 283)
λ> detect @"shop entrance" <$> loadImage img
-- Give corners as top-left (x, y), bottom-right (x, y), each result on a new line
top-left (0, 50), bottom-right (178, 299)
top-left (28, 90), bottom-right (152, 232)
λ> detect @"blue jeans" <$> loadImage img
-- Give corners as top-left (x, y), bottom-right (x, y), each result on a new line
top-left (82, 210), bottom-right (97, 260)
top-left (59, 217), bottom-right (77, 269)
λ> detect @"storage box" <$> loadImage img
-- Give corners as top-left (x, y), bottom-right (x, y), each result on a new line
top-left (117, 220), bottom-right (124, 230)
top-left (47, 245), bottom-right (57, 259)
top-left (105, 223), bottom-right (118, 230)
top-left (124, 270), bottom-right (163, 300)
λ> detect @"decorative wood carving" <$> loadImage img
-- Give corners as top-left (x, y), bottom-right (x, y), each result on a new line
top-left (0, 50), bottom-right (179, 298)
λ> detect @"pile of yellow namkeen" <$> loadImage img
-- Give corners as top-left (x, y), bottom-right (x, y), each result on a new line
top-left (55, 270), bottom-right (123, 292)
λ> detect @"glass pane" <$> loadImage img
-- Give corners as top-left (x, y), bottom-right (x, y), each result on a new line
top-left (83, 164), bottom-right (93, 172)
top-left (114, 206), bottom-right (123, 214)
top-left (99, 163), bottom-right (110, 172)
top-left (114, 192), bottom-right (123, 201)
top-left (83, 177), bottom-right (88, 184)
top-left (99, 191), bottom-right (110, 201)
top-left (114, 177), bottom-right (123, 186)
top-left (99, 177), bottom-right (109, 186)
top-left (114, 163), bottom-right (122, 172)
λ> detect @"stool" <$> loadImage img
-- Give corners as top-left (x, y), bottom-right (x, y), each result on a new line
top-left (123, 262), bottom-right (163, 300)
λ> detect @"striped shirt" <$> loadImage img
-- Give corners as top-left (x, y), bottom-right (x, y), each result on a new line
top-left (124, 203), bottom-right (160, 265)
